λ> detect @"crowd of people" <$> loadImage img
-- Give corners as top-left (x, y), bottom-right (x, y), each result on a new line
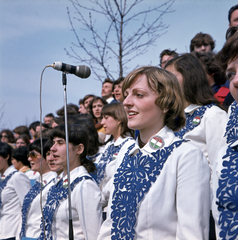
top-left (0, 4), bottom-right (238, 240)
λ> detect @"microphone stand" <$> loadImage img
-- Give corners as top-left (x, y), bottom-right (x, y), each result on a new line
top-left (62, 72), bottom-right (74, 240)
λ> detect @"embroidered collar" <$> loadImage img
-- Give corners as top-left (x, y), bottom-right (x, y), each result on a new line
top-left (111, 139), bottom-right (185, 239)
top-left (96, 138), bottom-right (131, 185)
top-left (20, 178), bottom-right (54, 238)
top-left (38, 175), bottom-right (92, 240)
top-left (175, 103), bottom-right (214, 138)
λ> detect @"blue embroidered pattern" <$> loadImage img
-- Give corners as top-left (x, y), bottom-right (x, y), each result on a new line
top-left (216, 101), bottom-right (238, 240)
top-left (96, 138), bottom-right (131, 185)
top-left (224, 101), bottom-right (238, 144)
top-left (111, 140), bottom-right (185, 240)
top-left (0, 171), bottom-right (17, 207)
top-left (20, 179), bottom-right (54, 238)
top-left (175, 103), bottom-right (214, 138)
top-left (38, 175), bottom-right (92, 240)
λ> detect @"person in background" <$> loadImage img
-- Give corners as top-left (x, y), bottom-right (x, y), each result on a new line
top-left (159, 49), bottom-right (179, 69)
top-left (98, 66), bottom-right (210, 240)
top-left (112, 77), bottom-right (124, 102)
top-left (212, 26), bottom-right (238, 240)
top-left (19, 138), bottom-right (57, 239)
top-left (15, 134), bottom-right (30, 148)
top-left (101, 78), bottom-right (117, 104)
top-left (13, 126), bottom-right (31, 141)
top-left (44, 113), bottom-right (54, 127)
top-left (29, 121), bottom-right (41, 142)
top-left (38, 124), bottom-right (102, 240)
top-left (78, 99), bottom-right (88, 114)
top-left (190, 32), bottom-right (215, 53)
top-left (12, 146), bottom-right (38, 183)
top-left (97, 102), bottom-right (135, 219)
top-left (0, 142), bottom-right (31, 240)
top-left (89, 96), bottom-right (108, 143)
top-left (0, 129), bottom-right (15, 147)
top-left (82, 94), bottom-right (95, 113)
top-left (165, 53), bottom-right (228, 240)
top-left (228, 4), bottom-right (238, 27)
top-left (194, 51), bottom-right (233, 108)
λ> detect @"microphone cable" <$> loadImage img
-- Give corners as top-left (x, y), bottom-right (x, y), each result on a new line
top-left (39, 64), bottom-right (52, 240)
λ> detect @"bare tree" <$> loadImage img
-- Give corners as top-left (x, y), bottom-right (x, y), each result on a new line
top-left (65, 0), bottom-right (175, 81)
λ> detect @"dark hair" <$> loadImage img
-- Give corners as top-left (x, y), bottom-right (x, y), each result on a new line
top-left (35, 129), bottom-right (52, 139)
top-left (13, 125), bottom-right (31, 139)
top-left (56, 104), bottom-right (79, 117)
top-left (122, 66), bottom-right (186, 131)
top-left (101, 102), bottom-right (134, 138)
top-left (45, 113), bottom-right (54, 118)
top-left (193, 51), bottom-right (226, 85)
top-left (190, 32), bottom-right (215, 52)
top-left (16, 134), bottom-right (30, 147)
top-left (29, 121), bottom-right (41, 131)
top-left (102, 78), bottom-right (113, 85)
top-left (228, 4), bottom-right (238, 23)
top-left (0, 142), bottom-right (12, 166)
top-left (0, 129), bottom-right (15, 143)
top-left (112, 77), bottom-right (125, 91)
top-left (82, 94), bottom-right (95, 105)
top-left (74, 118), bottom-right (100, 155)
top-left (28, 138), bottom-right (51, 160)
top-left (160, 49), bottom-right (179, 65)
top-left (165, 53), bottom-right (222, 107)
top-left (89, 96), bottom-right (108, 121)
top-left (12, 146), bottom-right (30, 167)
top-left (216, 26), bottom-right (238, 71)
top-left (50, 124), bottom-right (96, 173)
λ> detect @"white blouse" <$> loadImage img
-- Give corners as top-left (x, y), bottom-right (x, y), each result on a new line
top-left (49, 166), bottom-right (102, 240)
top-left (98, 126), bottom-right (211, 240)
top-left (23, 171), bottom-right (57, 239)
top-left (0, 165), bottom-right (31, 239)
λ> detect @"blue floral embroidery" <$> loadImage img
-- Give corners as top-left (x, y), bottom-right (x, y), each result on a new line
top-left (96, 138), bottom-right (131, 185)
top-left (224, 101), bottom-right (238, 144)
top-left (175, 103), bottom-right (214, 138)
top-left (0, 171), bottom-right (17, 207)
top-left (20, 179), bottom-right (54, 238)
top-left (111, 140), bottom-right (185, 240)
top-left (216, 101), bottom-right (238, 240)
top-left (38, 175), bottom-right (92, 240)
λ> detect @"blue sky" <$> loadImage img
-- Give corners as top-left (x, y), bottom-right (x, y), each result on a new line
top-left (0, 0), bottom-right (235, 130)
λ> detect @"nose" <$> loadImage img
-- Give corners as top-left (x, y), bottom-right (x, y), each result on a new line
top-left (233, 73), bottom-right (238, 87)
top-left (51, 144), bottom-right (56, 152)
top-left (123, 94), bottom-right (132, 107)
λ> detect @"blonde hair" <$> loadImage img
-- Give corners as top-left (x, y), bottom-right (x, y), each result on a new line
top-left (122, 66), bottom-right (186, 131)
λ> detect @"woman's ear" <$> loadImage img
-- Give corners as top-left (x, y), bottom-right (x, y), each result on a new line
top-left (76, 143), bottom-right (84, 155)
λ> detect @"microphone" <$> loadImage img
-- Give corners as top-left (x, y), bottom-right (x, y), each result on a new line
top-left (52, 62), bottom-right (91, 78)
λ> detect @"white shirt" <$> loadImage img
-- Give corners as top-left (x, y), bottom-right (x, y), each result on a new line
top-left (212, 102), bottom-right (238, 240)
top-left (99, 136), bottom-right (136, 208)
top-left (182, 104), bottom-right (227, 171)
top-left (23, 171), bottom-right (57, 239)
top-left (106, 97), bottom-right (115, 104)
top-left (98, 126), bottom-right (211, 240)
top-left (0, 165), bottom-right (31, 239)
top-left (51, 166), bottom-right (102, 240)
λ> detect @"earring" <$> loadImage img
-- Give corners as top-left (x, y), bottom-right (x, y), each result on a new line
top-left (163, 109), bottom-right (168, 113)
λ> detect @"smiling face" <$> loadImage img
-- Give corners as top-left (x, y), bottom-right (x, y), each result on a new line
top-left (123, 74), bottom-right (165, 142)
top-left (226, 57), bottom-right (238, 102)
top-left (101, 115), bottom-right (121, 140)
